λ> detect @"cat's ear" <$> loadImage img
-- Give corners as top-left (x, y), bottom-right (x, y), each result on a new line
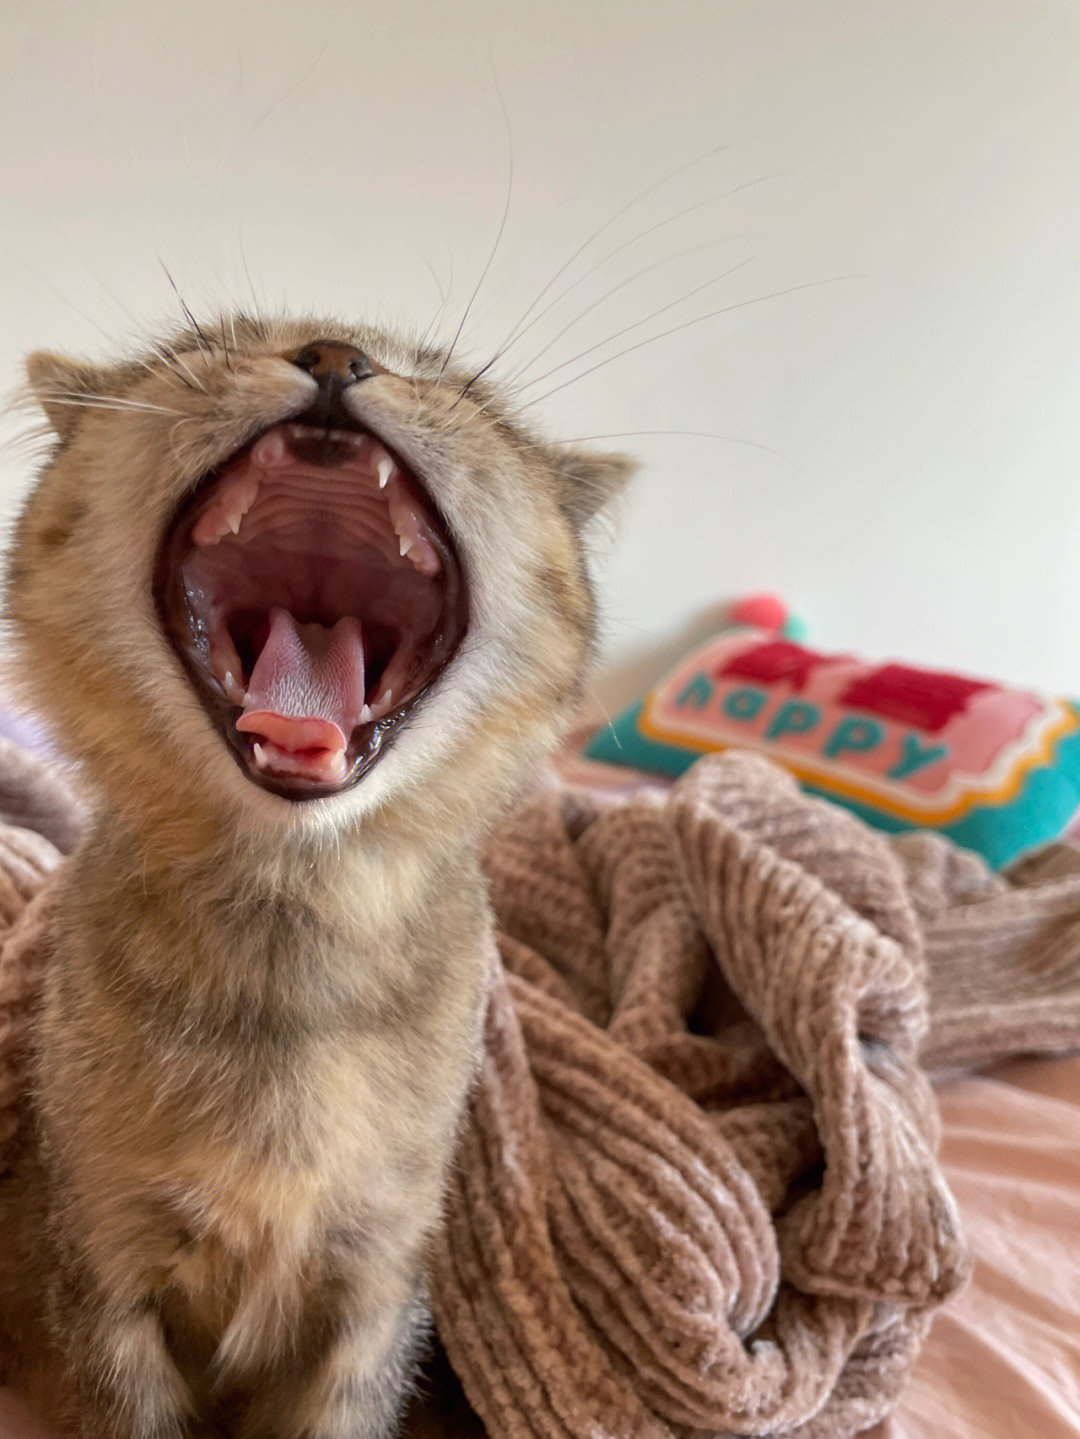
top-left (550, 448), bottom-right (637, 528)
top-left (25, 351), bottom-right (108, 442)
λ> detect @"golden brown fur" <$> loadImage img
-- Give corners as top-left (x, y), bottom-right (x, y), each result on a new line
top-left (0, 316), bottom-right (632, 1438)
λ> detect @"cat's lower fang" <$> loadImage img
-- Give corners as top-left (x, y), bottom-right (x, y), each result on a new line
top-left (221, 670), bottom-right (245, 705)
top-left (207, 614), bottom-right (247, 702)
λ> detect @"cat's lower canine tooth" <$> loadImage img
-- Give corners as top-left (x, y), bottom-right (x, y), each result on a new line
top-left (0, 314), bottom-right (634, 1439)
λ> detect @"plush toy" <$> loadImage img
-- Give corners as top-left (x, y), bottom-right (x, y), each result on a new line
top-left (585, 595), bottom-right (1080, 868)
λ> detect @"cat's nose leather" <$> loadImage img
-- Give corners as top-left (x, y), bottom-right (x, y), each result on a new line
top-left (287, 341), bottom-right (375, 428)
top-left (287, 341), bottom-right (375, 386)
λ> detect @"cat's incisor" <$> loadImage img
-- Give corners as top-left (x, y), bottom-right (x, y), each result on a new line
top-left (0, 316), bottom-right (632, 1438)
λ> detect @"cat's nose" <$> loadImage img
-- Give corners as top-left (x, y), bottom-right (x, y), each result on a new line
top-left (287, 341), bottom-right (375, 427)
top-left (287, 341), bottom-right (375, 387)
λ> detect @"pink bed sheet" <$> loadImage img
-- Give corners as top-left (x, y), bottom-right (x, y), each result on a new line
top-left (868, 1052), bottom-right (1080, 1439)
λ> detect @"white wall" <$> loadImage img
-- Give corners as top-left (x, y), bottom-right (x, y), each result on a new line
top-left (2, 0), bottom-right (1078, 710)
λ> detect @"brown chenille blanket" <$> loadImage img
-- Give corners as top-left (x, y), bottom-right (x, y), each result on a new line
top-left (3, 741), bottom-right (1080, 1438)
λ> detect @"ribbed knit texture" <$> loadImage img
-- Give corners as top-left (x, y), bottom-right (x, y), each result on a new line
top-left (3, 748), bottom-right (1080, 1437)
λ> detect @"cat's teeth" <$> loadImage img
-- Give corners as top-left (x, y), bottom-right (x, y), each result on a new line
top-left (285, 424), bottom-right (373, 464)
top-left (355, 682), bottom-right (401, 728)
top-left (250, 739), bottom-right (346, 782)
top-left (369, 442), bottom-right (397, 485)
top-left (207, 616), bottom-right (247, 702)
top-left (191, 470), bottom-right (260, 547)
top-left (221, 669), bottom-right (246, 705)
top-left (253, 428), bottom-right (292, 468)
top-left (382, 465), bottom-right (441, 576)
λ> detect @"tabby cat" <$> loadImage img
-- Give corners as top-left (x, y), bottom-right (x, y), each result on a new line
top-left (0, 317), bottom-right (631, 1438)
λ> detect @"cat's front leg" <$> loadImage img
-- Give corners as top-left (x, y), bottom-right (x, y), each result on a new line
top-left (243, 1285), bottom-right (428, 1439)
top-left (51, 1262), bottom-right (191, 1439)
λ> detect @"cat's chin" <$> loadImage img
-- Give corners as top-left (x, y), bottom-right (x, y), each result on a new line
top-left (153, 407), bottom-right (468, 801)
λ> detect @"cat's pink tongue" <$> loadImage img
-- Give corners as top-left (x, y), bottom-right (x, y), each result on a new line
top-left (235, 608), bottom-right (365, 783)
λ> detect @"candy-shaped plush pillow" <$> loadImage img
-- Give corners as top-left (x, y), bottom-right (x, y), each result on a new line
top-left (585, 614), bottom-right (1080, 869)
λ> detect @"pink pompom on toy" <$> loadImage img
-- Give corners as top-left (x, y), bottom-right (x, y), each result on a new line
top-left (729, 593), bottom-right (788, 632)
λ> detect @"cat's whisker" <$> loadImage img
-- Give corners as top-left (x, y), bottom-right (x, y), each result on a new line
top-left (439, 59), bottom-right (514, 380)
top-left (468, 144), bottom-right (744, 392)
top-left (421, 255), bottom-right (451, 309)
top-left (0, 236), bottom-right (127, 355)
top-left (167, 354), bottom-right (206, 391)
top-left (513, 258), bottom-right (755, 393)
top-left (246, 39), bottom-right (332, 141)
top-left (145, 339), bottom-right (207, 393)
top-left (34, 391), bottom-right (187, 418)
top-left (167, 416), bottom-right (211, 467)
top-left (505, 240), bottom-right (727, 384)
top-left (491, 174), bottom-right (778, 383)
top-left (455, 180), bottom-right (774, 408)
top-left (123, 344), bottom-right (199, 393)
top-left (557, 429), bottom-right (795, 466)
top-left (519, 275), bottom-right (860, 407)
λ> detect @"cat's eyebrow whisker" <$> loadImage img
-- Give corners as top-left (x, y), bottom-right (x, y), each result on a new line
top-left (519, 275), bottom-right (860, 407)
top-left (158, 260), bottom-right (215, 364)
top-left (219, 317), bottom-right (234, 372)
top-left (513, 258), bottom-right (756, 393)
top-left (439, 57), bottom-right (514, 380)
top-left (417, 255), bottom-right (454, 358)
top-left (237, 235), bottom-right (265, 325)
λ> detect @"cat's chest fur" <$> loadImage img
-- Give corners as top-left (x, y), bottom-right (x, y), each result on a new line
top-left (37, 819), bottom-right (490, 1382)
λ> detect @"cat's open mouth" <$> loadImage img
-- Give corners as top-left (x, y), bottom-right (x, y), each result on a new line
top-left (154, 415), bottom-right (467, 799)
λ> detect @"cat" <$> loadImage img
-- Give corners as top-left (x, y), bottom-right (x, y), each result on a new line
top-left (0, 315), bottom-right (632, 1438)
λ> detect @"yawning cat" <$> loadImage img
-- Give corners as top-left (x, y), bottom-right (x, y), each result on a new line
top-left (0, 315), bottom-right (632, 1439)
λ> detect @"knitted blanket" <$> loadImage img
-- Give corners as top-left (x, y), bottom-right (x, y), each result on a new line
top-left (3, 746), bottom-right (1080, 1439)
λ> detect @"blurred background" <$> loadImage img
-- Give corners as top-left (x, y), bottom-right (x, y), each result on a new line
top-left (1, 0), bottom-right (1077, 709)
